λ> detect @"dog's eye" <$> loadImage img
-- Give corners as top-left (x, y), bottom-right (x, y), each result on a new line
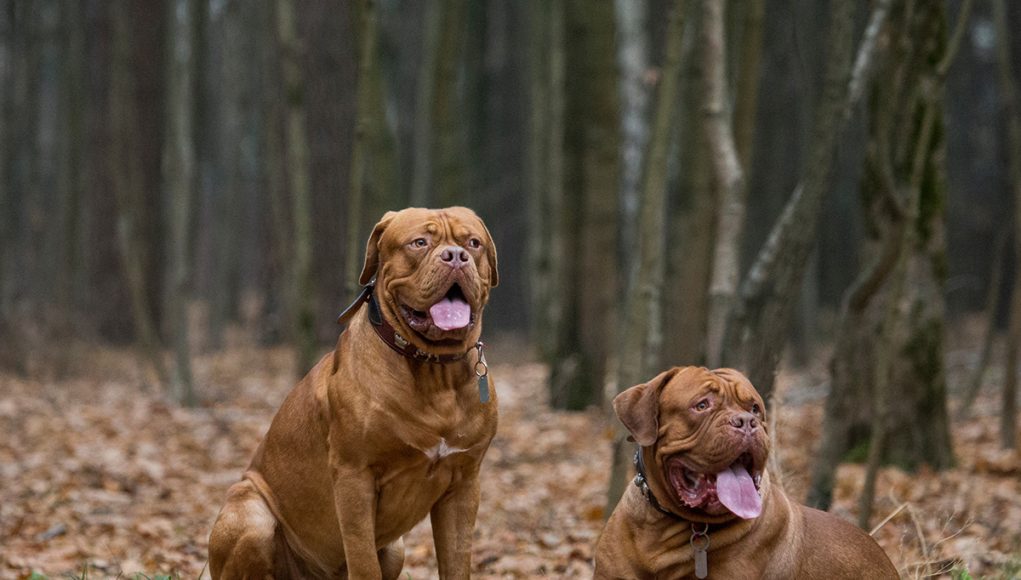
top-left (468, 238), bottom-right (482, 249)
top-left (411, 238), bottom-right (428, 248)
top-left (694, 399), bottom-right (710, 412)
top-left (751, 403), bottom-right (762, 415)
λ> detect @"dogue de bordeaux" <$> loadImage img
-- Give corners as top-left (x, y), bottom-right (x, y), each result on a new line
top-left (209, 207), bottom-right (499, 579)
top-left (595, 366), bottom-right (899, 579)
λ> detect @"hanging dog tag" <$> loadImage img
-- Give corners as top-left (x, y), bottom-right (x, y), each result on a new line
top-left (694, 547), bottom-right (708, 579)
top-left (474, 342), bottom-right (490, 403)
top-left (690, 523), bottom-right (710, 579)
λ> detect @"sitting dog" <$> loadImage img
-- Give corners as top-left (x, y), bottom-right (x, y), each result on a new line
top-left (595, 366), bottom-right (899, 579)
top-left (209, 207), bottom-right (499, 579)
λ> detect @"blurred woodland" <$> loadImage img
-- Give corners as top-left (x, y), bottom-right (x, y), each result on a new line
top-left (2, 0), bottom-right (1021, 577)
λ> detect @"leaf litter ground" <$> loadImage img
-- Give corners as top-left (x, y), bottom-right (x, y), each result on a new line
top-left (0, 342), bottom-right (1019, 578)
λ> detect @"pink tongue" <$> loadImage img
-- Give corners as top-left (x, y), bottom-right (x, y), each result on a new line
top-left (429, 297), bottom-right (471, 331)
top-left (716, 463), bottom-right (761, 519)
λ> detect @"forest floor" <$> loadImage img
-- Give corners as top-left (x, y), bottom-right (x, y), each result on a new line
top-left (1, 333), bottom-right (1020, 579)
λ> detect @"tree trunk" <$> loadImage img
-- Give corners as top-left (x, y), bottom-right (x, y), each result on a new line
top-left (409, 2), bottom-right (441, 207)
top-left (662, 0), bottom-right (713, 366)
top-left (614, 0), bottom-right (650, 290)
top-left (993, 0), bottom-right (1021, 449)
top-left (348, 0), bottom-right (400, 296)
top-left (57, 0), bottom-right (86, 320)
top-left (347, 0), bottom-right (377, 294)
top-left (702, 0), bottom-right (747, 368)
top-left (0, 0), bottom-right (11, 323)
top-left (721, 0), bottom-right (867, 400)
top-left (810, 0), bottom-right (963, 510)
top-left (277, 0), bottom-right (317, 375)
top-left (163, 0), bottom-right (197, 405)
top-left (109, 1), bottom-right (168, 389)
top-left (606, 0), bottom-right (686, 513)
top-left (432, 0), bottom-right (468, 206)
top-left (526, 0), bottom-right (564, 355)
top-left (958, 225), bottom-right (1008, 417)
top-left (548, 0), bottom-right (619, 410)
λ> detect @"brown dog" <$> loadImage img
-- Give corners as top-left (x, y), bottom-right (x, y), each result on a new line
top-left (595, 367), bottom-right (898, 579)
top-left (208, 207), bottom-right (499, 579)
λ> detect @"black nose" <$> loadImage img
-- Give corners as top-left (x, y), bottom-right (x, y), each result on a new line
top-left (440, 246), bottom-right (470, 267)
top-left (729, 412), bottom-right (758, 434)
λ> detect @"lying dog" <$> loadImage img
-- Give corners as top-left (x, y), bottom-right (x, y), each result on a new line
top-left (209, 207), bottom-right (499, 579)
top-left (595, 366), bottom-right (898, 579)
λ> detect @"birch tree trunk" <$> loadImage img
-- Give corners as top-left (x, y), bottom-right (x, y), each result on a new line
top-left (163, 0), bottom-right (197, 405)
top-left (614, 0), bottom-right (650, 288)
top-left (606, 0), bottom-right (686, 512)
top-left (277, 0), bottom-right (316, 374)
top-left (702, 0), bottom-right (746, 368)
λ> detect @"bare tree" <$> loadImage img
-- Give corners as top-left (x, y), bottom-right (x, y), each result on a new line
top-left (526, 0), bottom-right (566, 356)
top-left (163, 0), bottom-right (197, 405)
top-left (277, 0), bottom-right (316, 374)
top-left (810, 0), bottom-right (971, 511)
top-left (702, 0), bottom-right (746, 368)
top-left (606, 0), bottom-right (686, 512)
top-left (662, 0), bottom-right (713, 366)
top-left (347, 0), bottom-right (400, 295)
top-left (992, 0), bottom-right (1021, 449)
top-left (546, 0), bottom-right (620, 410)
top-left (109, 2), bottom-right (168, 388)
top-left (614, 0), bottom-right (650, 288)
top-left (721, 0), bottom-right (875, 399)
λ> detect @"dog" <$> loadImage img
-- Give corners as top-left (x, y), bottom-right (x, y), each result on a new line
top-left (209, 207), bottom-right (499, 579)
top-left (594, 366), bottom-right (899, 579)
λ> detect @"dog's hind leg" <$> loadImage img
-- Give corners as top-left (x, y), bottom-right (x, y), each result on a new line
top-left (378, 537), bottom-right (406, 580)
top-left (208, 480), bottom-right (278, 579)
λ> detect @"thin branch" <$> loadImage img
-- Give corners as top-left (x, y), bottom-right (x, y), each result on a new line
top-left (937, 0), bottom-right (974, 79)
top-left (844, 0), bottom-right (893, 123)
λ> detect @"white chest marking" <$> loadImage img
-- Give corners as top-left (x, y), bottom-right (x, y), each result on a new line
top-left (424, 438), bottom-right (467, 462)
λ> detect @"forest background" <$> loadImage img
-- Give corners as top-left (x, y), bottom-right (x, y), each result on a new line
top-left (1, 0), bottom-right (1021, 577)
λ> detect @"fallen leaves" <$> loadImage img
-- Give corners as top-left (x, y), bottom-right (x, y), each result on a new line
top-left (0, 343), bottom-right (1018, 578)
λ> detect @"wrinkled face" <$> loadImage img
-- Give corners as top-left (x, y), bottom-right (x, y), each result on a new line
top-left (360, 207), bottom-right (499, 353)
top-left (614, 367), bottom-right (769, 521)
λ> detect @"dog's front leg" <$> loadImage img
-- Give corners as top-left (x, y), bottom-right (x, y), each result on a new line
top-left (332, 462), bottom-right (382, 580)
top-left (431, 474), bottom-right (480, 579)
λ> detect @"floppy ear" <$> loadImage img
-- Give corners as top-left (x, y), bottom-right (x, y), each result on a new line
top-left (359, 212), bottom-right (397, 285)
top-left (612, 367), bottom-right (680, 447)
top-left (478, 218), bottom-right (499, 288)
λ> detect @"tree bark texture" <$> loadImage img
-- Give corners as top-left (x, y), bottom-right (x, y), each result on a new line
top-left (992, 0), bottom-right (1021, 449)
top-left (809, 0), bottom-right (959, 510)
top-left (721, 0), bottom-right (858, 400)
top-left (527, 0), bottom-right (566, 358)
top-left (163, 0), bottom-right (197, 405)
top-left (277, 0), bottom-right (317, 375)
top-left (110, 1), bottom-right (169, 389)
top-left (607, 0), bottom-right (686, 514)
top-left (702, 0), bottom-right (747, 368)
top-left (614, 0), bottom-right (650, 291)
top-left (662, 0), bottom-right (713, 367)
top-left (548, 0), bottom-right (619, 410)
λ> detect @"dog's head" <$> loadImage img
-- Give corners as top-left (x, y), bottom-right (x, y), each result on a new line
top-left (359, 207), bottom-right (498, 355)
top-left (614, 366), bottom-right (769, 522)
